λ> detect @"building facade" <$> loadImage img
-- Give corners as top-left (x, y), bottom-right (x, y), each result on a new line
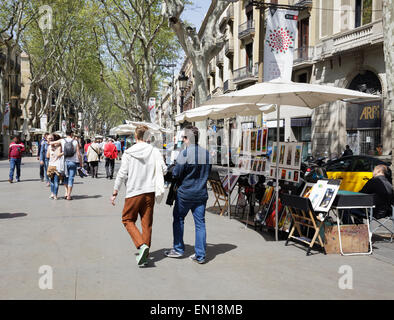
top-left (174, 0), bottom-right (388, 160)
top-left (0, 44), bottom-right (22, 157)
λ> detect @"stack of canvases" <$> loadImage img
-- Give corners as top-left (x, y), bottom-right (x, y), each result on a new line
top-left (255, 185), bottom-right (292, 232)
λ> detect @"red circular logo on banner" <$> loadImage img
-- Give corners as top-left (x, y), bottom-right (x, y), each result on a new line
top-left (266, 27), bottom-right (294, 54)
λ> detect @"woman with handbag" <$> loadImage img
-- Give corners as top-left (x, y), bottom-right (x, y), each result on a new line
top-left (46, 134), bottom-right (63, 200)
top-left (87, 138), bottom-right (101, 178)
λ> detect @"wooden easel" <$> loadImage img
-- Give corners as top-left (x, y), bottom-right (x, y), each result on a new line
top-left (281, 193), bottom-right (326, 256)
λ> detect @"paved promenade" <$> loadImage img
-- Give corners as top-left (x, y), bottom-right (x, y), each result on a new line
top-left (1, 157), bottom-right (394, 299)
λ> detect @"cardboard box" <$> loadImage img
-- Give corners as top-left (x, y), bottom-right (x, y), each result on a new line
top-left (324, 224), bottom-right (369, 254)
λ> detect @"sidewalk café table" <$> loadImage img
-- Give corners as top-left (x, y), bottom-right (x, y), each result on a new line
top-left (329, 190), bottom-right (374, 256)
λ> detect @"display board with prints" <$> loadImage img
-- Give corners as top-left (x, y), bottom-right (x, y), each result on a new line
top-left (269, 142), bottom-right (303, 183)
top-left (236, 127), bottom-right (269, 175)
top-left (240, 128), bottom-right (268, 155)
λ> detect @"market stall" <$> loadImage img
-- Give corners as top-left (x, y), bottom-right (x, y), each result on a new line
top-left (200, 80), bottom-right (378, 241)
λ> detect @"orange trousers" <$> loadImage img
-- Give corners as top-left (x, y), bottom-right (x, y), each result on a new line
top-left (122, 192), bottom-right (155, 249)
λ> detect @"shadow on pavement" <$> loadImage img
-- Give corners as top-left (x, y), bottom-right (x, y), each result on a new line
top-left (71, 195), bottom-right (103, 200)
top-left (0, 179), bottom-right (42, 183)
top-left (205, 243), bottom-right (237, 263)
top-left (0, 213), bottom-right (28, 219)
top-left (146, 243), bottom-right (237, 267)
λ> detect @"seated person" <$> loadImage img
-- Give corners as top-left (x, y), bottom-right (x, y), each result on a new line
top-left (343, 164), bottom-right (393, 224)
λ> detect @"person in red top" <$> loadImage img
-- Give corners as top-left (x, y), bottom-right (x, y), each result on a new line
top-left (8, 136), bottom-right (25, 183)
top-left (83, 139), bottom-right (92, 174)
top-left (104, 138), bottom-right (118, 179)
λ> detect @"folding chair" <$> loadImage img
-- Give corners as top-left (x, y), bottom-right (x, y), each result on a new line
top-left (371, 205), bottom-right (394, 242)
top-left (208, 170), bottom-right (229, 216)
top-left (281, 193), bottom-right (326, 256)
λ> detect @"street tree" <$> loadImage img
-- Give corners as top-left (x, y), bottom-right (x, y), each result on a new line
top-left (96, 0), bottom-right (179, 121)
top-left (161, 0), bottom-right (230, 107)
top-left (0, 0), bottom-right (37, 127)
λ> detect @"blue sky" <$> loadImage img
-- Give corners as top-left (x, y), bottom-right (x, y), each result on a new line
top-left (182, 0), bottom-right (211, 30)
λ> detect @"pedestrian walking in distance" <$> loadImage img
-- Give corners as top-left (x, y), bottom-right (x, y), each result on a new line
top-left (87, 138), bottom-right (101, 178)
top-left (164, 125), bottom-right (212, 264)
top-left (8, 135), bottom-right (25, 183)
top-left (104, 138), bottom-right (118, 179)
top-left (38, 133), bottom-right (49, 182)
top-left (84, 138), bottom-right (92, 174)
top-left (46, 134), bottom-right (64, 200)
top-left (40, 132), bottom-right (51, 187)
top-left (111, 125), bottom-right (167, 267)
top-left (114, 138), bottom-right (122, 160)
top-left (50, 129), bottom-right (83, 200)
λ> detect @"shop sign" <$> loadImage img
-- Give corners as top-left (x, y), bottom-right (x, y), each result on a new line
top-left (346, 102), bottom-right (382, 129)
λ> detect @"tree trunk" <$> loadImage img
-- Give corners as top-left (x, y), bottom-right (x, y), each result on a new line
top-left (162, 0), bottom-right (228, 107)
top-left (383, 0), bottom-right (394, 182)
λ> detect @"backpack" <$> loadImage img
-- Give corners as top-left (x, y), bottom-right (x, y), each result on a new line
top-left (64, 139), bottom-right (76, 158)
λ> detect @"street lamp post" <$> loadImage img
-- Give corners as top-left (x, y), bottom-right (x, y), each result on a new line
top-left (178, 71), bottom-right (188, 114)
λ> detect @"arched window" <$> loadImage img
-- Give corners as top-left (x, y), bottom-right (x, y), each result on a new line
top-left (348, 70), bottom-right (382, 95)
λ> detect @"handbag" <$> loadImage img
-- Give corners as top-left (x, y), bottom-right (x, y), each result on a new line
top-left (166, 181), bottom-right (178, 206)
top-left (89, 145), bottom-right (101, 158)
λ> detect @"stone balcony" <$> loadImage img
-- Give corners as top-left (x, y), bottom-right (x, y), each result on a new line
top-left (233, 63), bottom-right (258, 85)
top-left (225, 38), bottom-right (234, 57)
top-left (316, 19), bottom-right (384, 59)
top-left (208, 58), bottom-right (216, 75)
top-left (238, 20), bottom-right (255, 41)
top-left (293, 46), bottom-right (315, 68)
top-left (223, 79), bottom-right (235, 93)
top-left (216, 49), bottom-right (224, 67)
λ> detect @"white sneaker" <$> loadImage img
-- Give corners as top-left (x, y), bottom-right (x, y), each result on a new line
top-left (189, 254), bottom-right (205, 264)
top-left (136, 244), bottom-right (150, 266)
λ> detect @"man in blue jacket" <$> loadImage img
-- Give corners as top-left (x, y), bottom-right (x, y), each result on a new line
top-left (39, 133), bottom-right (50, 186)
top-left (164, 125), bottom-right (212, 264)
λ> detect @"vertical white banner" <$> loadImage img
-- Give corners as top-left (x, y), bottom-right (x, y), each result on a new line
top-left (149, 97), bottom-right (156, 123)
top-left (2, 103), bottom-right (10, 130)
top-left (264, 8), bottom-right (299, 82)
top-left (40, 114), bottom-right (47, 131)
top-left (61, 120), bottom-right (67, 133)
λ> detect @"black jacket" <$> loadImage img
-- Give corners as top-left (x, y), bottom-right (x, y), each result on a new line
top-left (360, 175), bottom-right (393, 219)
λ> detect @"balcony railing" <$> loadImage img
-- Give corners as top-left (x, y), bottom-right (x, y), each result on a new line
top-left (225, 39), bottom-right (234, 57)
top-left (293, 46), bottom-right (315, 64)
top-left (223, 79), bottom-right (235, 93)
top-left (316, 19), bottom-right (383, 59)
top-left (233, 63), bottom-right (258, 84)
top-left (238, 20), bottom-right (255, 40)
top-left (208, 59), bottom-right (216, 75)
top-left (216, 49), bottom-right (224, 67)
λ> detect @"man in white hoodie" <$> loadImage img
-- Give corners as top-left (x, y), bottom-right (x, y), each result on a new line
top-left (111, 125), bottom-right (167, 266)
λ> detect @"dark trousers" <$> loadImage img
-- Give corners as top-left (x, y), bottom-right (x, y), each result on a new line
top-left (40, 163), bottom-right (44, 180)
top-left (105, 158), bottom-right (115, 178)
top-left (89, 161), bottom-right (99, 178)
